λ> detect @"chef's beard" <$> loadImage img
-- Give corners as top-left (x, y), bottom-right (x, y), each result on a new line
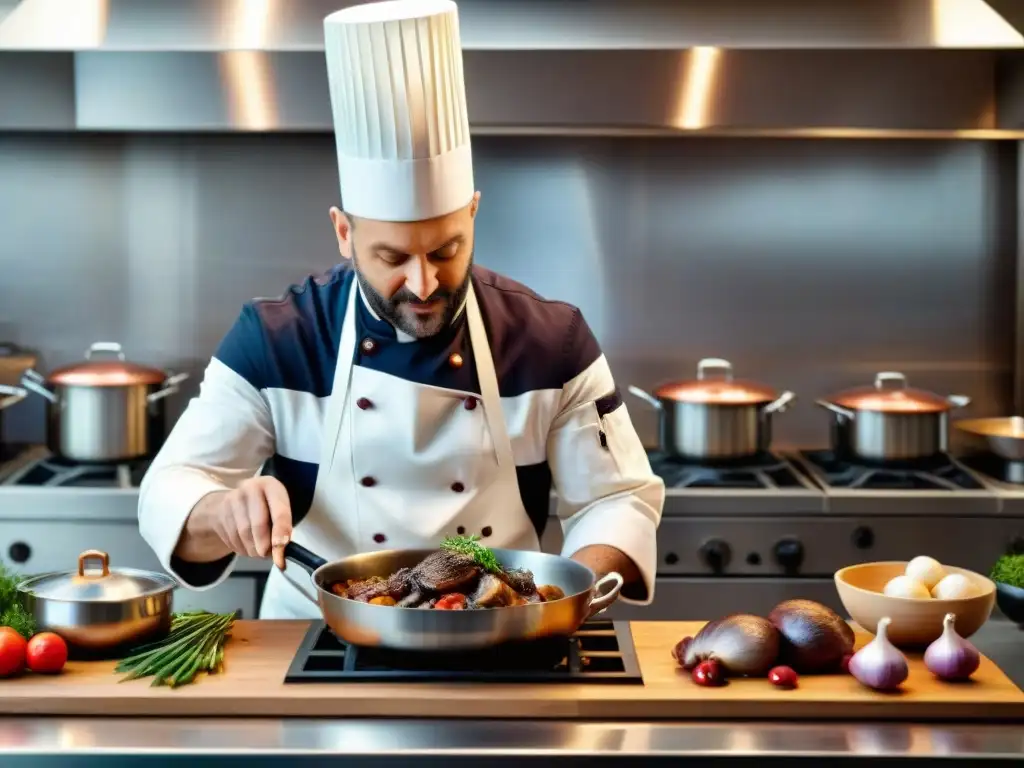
top-left (353, 253), bottom-right (473, 339)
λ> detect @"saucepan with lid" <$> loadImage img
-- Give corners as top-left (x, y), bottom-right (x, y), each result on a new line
top-left (628, 358), bottom-right (795, 460)
top-left (281, 542), bottom-right (623, 652)
top-left (817, 372), bottom-right (970, 461)
top-left (20, 341), bottom-right (189, 463)
top-left (18, 550), bottom-right (176, 652)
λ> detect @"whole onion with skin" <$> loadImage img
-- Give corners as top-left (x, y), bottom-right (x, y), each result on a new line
top-left (924, 613), bottom-right (980, 681)
top-left (768, 599), bottom-right (855, 674)
top-left (681, 614), bottom-right (780, 677)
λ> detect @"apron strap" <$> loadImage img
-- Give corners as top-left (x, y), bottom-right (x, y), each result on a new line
top-left (465, 283), bottom-right (515, 472)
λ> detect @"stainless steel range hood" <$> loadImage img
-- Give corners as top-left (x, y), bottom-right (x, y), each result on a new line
top-left (2, 0), bottom-right (1024, 135)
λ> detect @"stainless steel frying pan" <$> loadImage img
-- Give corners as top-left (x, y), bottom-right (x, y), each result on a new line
top-left (282, 542), bottom-right (624, 651)
top-left (954, 417), bottom-right (1024, 460)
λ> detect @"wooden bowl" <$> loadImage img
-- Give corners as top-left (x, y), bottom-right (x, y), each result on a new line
top-left (834, 561), bottom-right (995, 648)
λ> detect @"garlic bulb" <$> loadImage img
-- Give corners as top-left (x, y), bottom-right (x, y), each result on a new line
top-left (848, 616), bottom-right (909, 691)
top-left (905, 556), bottom-right (946, 590)
top-left (924, 613), bottom-right (980, 681)
top-left (883, 575), bottom-right (931, 599)
top-left (931, 574), bottom-right (976, 600)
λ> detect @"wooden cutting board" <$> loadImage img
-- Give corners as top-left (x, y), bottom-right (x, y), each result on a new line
top-left (0, 621), bottom-right (1021, 720)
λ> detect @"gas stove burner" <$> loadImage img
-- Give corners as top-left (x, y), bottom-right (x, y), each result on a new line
top-left (284, 620), bottom-right (642, 684)
top-left (0, 445), bottom-right (147, 488)
top-left (647, 450), bottom-right (805, 489)
top-left (800, 450), bottom-right (983, 491)
top-left (958, 453), bottom-right (1024, 485)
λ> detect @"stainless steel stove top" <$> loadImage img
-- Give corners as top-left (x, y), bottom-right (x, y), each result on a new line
top-left (0, 444), bottom-right (147, 488)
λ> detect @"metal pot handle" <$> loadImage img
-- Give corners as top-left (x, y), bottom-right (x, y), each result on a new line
top-left (874, 371), bottom-right (907, 390)
top-left (627, 385), bottom-right (662, 411)
top-left (78, 550), bottom-right (111, 579)
top-left (146, 372), bottom-right (190, 404)
top-left (585, 571), bottom-right (624, 619)
top-left (19, 369), bottom-right (58, 404)
top-left (697, 358), bottom-right (733, 380)
top-left (85, 342), bottom-right (125, 361)
top-left (0, 384), bottom-right (26, 410)
top-left (765, 390), bottom-right (796, 414)
top-left (816, 399), bottom-right (856, 419)
top-left (947, 395), bottom-right (971, 409)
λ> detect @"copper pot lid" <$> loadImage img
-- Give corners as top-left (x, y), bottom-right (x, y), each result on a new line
top-left (48, 342), bottom-right (167, 387)
top-left (826, 372), bottom-right (954, 414)
top-left (653, 358), bottom-right (778, 405)
top-left (20, 550), bottom-right (176, 602)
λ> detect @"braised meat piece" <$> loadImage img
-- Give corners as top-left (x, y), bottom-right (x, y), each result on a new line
top-left (497, 567), bottom-right (536, 595)
top-left (345, 576), bottom-right (388, 602)
top-left (385, 567), bottom-right (414, 601)
top-left (412, 550), bottom-right (482, 593)
top-left (397, 590), bottom-right (427, 608)
top-left (537, 584), bottom-right (566, 602)
top-left (471, 573), bottom-right (517, 608)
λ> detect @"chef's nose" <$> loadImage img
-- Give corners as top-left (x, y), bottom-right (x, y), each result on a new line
top-left (404, 257), bottom-right (439, 301)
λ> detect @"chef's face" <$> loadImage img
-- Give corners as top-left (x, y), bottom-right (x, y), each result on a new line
top-left (329, 193), bottom-right (481, 339)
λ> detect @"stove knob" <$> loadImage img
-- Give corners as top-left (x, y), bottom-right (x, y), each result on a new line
top-left (773, 538), bottom-right (804, 574)
top-left (700, 539), bottom-right (731, 574)
top-left (664, 552), bottom-right (679, 566)
top-left (8, 542), bottom-right (30, 564)
top-left (852, 526), bottom-right (875, 550)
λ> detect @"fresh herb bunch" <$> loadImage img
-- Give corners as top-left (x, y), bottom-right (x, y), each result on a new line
top-left (0, 562), bottom-right (36, 639)
top-left (991, 554), bottom-right (1024, 589)
top-left (116, 610), bottom-right (236, 688)
top-left (441, 534), bottom-right (501, 573)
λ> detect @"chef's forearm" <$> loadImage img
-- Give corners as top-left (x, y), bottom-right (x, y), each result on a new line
top-left (172, 491), bottom-right (233, 563)
top-left (571, 544), bottom-right (641, 586)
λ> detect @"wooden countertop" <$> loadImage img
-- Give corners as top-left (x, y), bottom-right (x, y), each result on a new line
top-left (0, 621), bottom-right (1021, 720)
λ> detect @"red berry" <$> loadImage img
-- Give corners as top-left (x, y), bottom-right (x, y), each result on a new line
top-left (691, 659), bottom-right (726, 686)
top-left (768, 665), bottom-right (798, 689)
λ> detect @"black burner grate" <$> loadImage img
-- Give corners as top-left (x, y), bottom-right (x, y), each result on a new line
top-left (959, 453), bottom-right (1024, 485)
top-left (800, 450), bottom-right (984, 491)
top-left (647, 450), bottom-right (805, 489)
top-left (284, 620), bottom-right (643, 684)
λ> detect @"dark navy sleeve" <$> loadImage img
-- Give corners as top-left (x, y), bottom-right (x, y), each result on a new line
top-left (214, 303), bottom-right (270, 392)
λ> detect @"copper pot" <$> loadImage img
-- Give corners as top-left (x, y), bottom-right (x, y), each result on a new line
top-left (20, 342), bottom-right (188, 463)
top-left (628, 358), bottom-right (795, 460)
top-left (817, 372), bottom-right (970, 461)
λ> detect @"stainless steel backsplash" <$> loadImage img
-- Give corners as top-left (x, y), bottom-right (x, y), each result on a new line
top-left (0, 135), bottom-right (1014, 447)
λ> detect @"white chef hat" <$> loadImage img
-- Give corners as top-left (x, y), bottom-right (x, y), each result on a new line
top-left (323, 0), bottom-right (474, 223)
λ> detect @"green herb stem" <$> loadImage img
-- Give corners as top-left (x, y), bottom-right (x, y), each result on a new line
top-left (440, 534), bottom-right (501, 573)
top-left (117, 610), bottom-right (236, 688)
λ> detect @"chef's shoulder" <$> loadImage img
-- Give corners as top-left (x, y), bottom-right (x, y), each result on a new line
top-left (472, 267), bottom-right (602, 390)
top-left (213, 264), bottom-right (351, 393)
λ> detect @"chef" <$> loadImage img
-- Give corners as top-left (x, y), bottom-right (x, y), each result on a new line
top-left (137, 0), bottom-right (664, 618)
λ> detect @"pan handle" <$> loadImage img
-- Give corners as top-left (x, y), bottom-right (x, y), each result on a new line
top-left (280, 542), bottom-right (328, 605)
top-left (585, 571), bottom-right (624, 619)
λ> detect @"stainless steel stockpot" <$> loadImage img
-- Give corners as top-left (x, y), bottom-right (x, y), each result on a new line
top-left (20, 342), bottom-right (188, 463)
top-left (817, 372), bottom-right (970, 461)
top-left (628, 358), bottom-right (795, 461)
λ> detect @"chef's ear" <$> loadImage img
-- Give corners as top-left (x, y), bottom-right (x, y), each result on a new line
top-left (329, 206), bottom-right (355, 261)
top-left (469, 191), bottom-right (481, 219)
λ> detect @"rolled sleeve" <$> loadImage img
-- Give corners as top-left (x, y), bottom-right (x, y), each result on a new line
top-left (548, 346), bottom-right (665, 605)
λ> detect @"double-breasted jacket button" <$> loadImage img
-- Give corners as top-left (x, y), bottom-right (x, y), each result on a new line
top-left (481, 526), bottom-right (493, 538)
top-left (360, 476), bottom-right (377, 487)
top-left (463, 396), bottom-right (477, 411)
top-left (448, 352), bottom-right (464, 369)
top-left (360, 338), bottom-right (378, 355)
top-left (356, 397), bottom-right (373, 410)
top-left (451, 482), bottom-right (465, 493)
top-left (373, 533), bottom-right (387, 544)
top-left (456, 526), bottom-right (466, 535)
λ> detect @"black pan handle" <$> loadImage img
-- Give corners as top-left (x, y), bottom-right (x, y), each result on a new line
top-left (283, 541), bottom-right (327, 573)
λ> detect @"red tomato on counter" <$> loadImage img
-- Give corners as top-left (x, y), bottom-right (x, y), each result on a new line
top-left (26, 633), bottom-right (68, 674)
top-left (0, 630), bottom-right (27, 677)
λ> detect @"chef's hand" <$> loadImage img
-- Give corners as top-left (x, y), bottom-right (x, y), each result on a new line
top-left (175, 476), bottom-right (293, 570)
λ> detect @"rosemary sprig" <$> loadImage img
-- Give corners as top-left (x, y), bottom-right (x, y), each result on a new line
top-left (441, 534), bottom-right (501, 573)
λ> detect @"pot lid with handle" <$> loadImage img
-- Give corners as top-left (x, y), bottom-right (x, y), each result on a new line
top-left (47, 342), bottom-right (167, 387)
top-left (826, 371), bottom-right (958, 413)
top-left (653, 358), bottom-right (779, 405)
top-left (20, 550), bottom-right (177, 602)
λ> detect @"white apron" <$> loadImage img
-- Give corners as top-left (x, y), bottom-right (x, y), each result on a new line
top-left (264, 279), bottom-right (539, 617)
